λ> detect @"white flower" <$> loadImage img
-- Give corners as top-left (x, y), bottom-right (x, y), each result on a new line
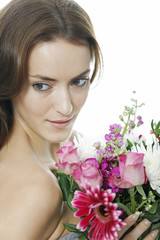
top-left (123, 130), bottom-right (146, 150)
top-left (143, 144), bottom-right (160, 194)
top-left (73, 133), bottom-right (105, 161)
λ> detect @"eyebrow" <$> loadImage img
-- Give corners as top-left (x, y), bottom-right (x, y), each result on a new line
top-left (29, 69), bottom-right (90, 82)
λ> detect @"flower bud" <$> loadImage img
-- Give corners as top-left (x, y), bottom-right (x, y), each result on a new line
top-left (129, 120), bottom-right (136, 129)
top-left (119, 115), bottom-right (124, 121)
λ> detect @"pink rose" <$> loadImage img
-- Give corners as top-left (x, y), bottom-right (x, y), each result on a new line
top-left (55, 141), bottom-right (81, 175)
top-left (109, 152), bottom-right (147, 188)
top-left (71, 159), bottom-right (102, 190)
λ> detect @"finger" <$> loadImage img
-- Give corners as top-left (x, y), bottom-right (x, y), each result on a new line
top-left (122, 218), bottom-right (151, 240)
top-left (118, 212), bottom-right (140, 238)
top-left (143, 230), bottom-right (159, 240)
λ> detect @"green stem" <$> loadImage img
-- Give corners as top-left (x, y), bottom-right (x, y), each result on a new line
top-left (105, 141), bottom-right (118, 150)
top-left (116, 194), bottom-right (120, 203)
top-left (136, 200), bottom-right (147, 211)
top-left (133, 100), bottom-right (138, 122)
top-left (117, 203), bottom-right (132, 216)
top-left (122, 114), bottom-right (130, 137)
top-left (129, 188), bottom-right (136, 213)
top-left (98, 156), bottom-right (103, 164)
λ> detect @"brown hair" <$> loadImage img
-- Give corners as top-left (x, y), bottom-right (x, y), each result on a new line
top-left (0, 0), bottom-right (102, 149)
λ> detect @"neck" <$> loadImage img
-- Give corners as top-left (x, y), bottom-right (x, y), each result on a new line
top-left (12, 118), bottom-right (61, 166)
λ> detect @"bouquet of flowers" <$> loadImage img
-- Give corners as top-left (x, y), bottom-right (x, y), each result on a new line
top-left (56, 92), bottom-right (160, 240)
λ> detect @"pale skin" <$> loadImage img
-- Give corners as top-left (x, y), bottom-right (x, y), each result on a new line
top-left (0, 39), bottom-right (158, 239)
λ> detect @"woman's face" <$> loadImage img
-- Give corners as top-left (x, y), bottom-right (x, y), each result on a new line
top-left (13, 39), bottom-right (91, 143)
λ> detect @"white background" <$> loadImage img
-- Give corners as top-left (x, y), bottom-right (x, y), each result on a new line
top-left (1, 0), bottom-right (159, 138)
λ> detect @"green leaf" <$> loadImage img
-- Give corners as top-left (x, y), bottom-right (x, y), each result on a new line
top-left (67, 193), bottom-right (77, 212)
top-left (155, 129), bottom-right (160, 137)
top-left (155, 121), bottom-right (160, 137)
top-left (150, 221), bottom-right (160, 231)
top-left (69, 176), bottom-right (80, 192)
top-left (127, 139), bottom-right (133, 147)
top-left (136, 185), bottom-right (146, 199)
top-left (142, 140), bottom-right (147, 150)
top-left (149, 202), bottom-right (158, 214)
top-left (78, 235), bottom-right (87, 240)
top-left (63, 223), bottom-right (80, 233)
top-left (63, 223), bottom-right (89, 240)
top-left (143, 212), bottom-right (160, 223)
top-left (57, 171), bottom-right (70, 201)
top-left (154, 190), bottom-right (160, 198)
top-left (152, 141), bottom-right (155, 150)
top-left (151, 119), bottom-right (154, 131)
top-left (117, 202), bottom-right (132, 215)
top-left (157, 203), bottom-right (160, 210)
top-left (126, 139), bottom-right (133, 151)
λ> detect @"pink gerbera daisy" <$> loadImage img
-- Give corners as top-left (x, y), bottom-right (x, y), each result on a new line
top-left (71, 185), bottom-right (126, 240)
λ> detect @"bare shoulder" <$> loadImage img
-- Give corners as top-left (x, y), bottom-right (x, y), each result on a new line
top-left (0, 165), bottom-right (63, 240)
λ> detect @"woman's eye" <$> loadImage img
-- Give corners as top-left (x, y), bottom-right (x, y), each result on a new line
top-left (72, 78), bottom-right (89, 87)
top-left (32, 83), bottom-right (50, 91)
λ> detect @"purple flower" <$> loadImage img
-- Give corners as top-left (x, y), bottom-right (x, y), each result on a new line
top-left (97, 148), bottom-right (106, 158)
top-left (137, 116), bottom-right (142, 121)
top-left (110, 166), bottom-right (120, 176)
top-left (109, 124), bottom-right (122, 134)
top-left (105, 132), bottom-right (123, 149)
top-left (137, 120), bottom-right (144, 127)
top-left (97, 146), bottom-right (115, 160)
top-left (100, 160), bottom-right (112, 190)
top-left (105, 146), bottom-right (117, 161)
top-left (115, 133), bottom-right (123, 147)
top-left (137, 116), bottom-right (144, 127)
top-left (105, 133), bottom-right (111, 142)
top-left (128, 120), bottom-right (136, 129)
top-left (93, 141), bottom-right (101, 149)
top-left (100, 159), bottom-right (112, 171)
top-left (100, 161), bottom-right (122, 193)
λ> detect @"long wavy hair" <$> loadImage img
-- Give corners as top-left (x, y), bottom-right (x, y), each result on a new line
top-left (0, 0), bottom-right (102, 149)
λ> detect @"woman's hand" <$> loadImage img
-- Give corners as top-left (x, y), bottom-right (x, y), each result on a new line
top-left (118, 212), bottom-right (159, 240)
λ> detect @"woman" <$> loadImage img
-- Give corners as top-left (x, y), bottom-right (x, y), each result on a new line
top-left (0, 0), bottom-right (158, 239)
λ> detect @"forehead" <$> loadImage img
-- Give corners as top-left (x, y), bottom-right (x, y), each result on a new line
top-left (28, 40), bottom-right (91, 79)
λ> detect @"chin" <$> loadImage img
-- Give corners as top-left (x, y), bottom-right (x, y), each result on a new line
top-left (48, 128), bottom-right (73, 144)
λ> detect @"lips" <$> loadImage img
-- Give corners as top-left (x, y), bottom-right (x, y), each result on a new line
top-left (47, 117), bottom-right (73, 129)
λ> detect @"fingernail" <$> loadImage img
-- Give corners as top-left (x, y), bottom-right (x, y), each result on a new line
top-left (131, 212), bottom-right (140, 220)
top-left (144, 218), bottom-right (151, 226)
top-left (151, 230), bottom-right (159, 238)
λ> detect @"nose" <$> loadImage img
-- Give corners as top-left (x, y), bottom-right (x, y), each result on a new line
top-left (54, 88), bottom-right (73, 116)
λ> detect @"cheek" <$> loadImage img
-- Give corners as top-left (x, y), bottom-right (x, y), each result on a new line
top-left (25, 98), bottom-right (50, 117)
top-left (72, 89), bottom-right (89, 109)
top-left (14, 91), bottom-right (50, 118)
